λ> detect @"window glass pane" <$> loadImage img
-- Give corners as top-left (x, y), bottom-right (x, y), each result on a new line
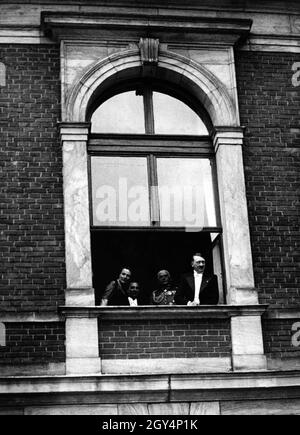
top-left (153, 92), bottom-right (208, 135)
top-left (91, 91), bottom-right (145, 134)
top-left (157, 158), bottom-right (217, 228)
top-left (91, 156), bottom-right (150, 226)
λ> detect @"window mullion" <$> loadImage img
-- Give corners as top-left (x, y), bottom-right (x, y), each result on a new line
top-left (144, 88), bottom-right (155, 135)
top-left (148, 154), bottom-right (160, 226)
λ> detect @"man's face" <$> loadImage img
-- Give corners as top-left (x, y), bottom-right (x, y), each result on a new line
top-left (128, 282), bottom-right (140, 299)
top-left (119, 269), bottom-right (131, 284)
top-left (157, 270), bottom-right (170, 286)
top-left (191, 256), bottom-right (206, 273)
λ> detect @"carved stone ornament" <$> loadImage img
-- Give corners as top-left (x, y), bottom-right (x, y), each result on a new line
top-left (139, 38), bottom-right (159, 65)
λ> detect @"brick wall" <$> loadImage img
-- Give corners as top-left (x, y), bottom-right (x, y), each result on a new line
top-left (263, 319), bottom-right (300, 360)
top-left (99, 319), bottom-right (231, 359)
top-left (236, 51), bottom-right (300, 308)
top-left (0, 322), bottom-right (65, 363)
top-left (0, 44), bottom-right (65, 312)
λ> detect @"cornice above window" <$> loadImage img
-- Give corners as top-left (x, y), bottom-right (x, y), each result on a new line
top-left (41, 11), bottom-right (252, 46)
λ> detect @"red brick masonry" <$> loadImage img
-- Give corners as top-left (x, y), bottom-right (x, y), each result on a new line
top-left (0, 44), bottom-right (65, 313)
top-left (99, 319), bottom-right (231, 359)
top-left (236, 51), bottom-right (300, 309)
top-left (263, 319), bottom-right (300, 359)
top-left (0, 322), bottom-right (65, 363)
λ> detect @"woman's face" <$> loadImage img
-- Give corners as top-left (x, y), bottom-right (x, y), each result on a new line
top-left (119, 268), bottom-right (131, 284)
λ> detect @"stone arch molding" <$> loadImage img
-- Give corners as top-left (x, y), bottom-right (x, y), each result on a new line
top-left (65, 49), bottom-right (238, 127)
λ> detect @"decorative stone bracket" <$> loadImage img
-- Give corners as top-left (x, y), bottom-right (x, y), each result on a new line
top-left (139, 38), bottom-right (159, 65)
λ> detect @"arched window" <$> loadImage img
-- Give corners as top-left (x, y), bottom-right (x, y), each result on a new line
top-left (88, 83), bottom-right (223, 304)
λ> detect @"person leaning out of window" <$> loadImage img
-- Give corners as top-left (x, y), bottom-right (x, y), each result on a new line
top-left (151, 270), bottom-right (178, 306)
top-left (175, 253), bottom-right (219, 306)
top-left (101, 268), bottom-right (142, 306)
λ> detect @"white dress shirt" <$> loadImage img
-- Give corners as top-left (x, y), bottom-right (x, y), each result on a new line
top-left (128, 297), bottom-right (138, 307)
top-left (193, 270), bottom-right (203, 304)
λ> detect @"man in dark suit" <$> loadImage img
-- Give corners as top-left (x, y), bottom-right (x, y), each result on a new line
top-left (127, 281), bottom-right (142, 306)
top-left (175, 253), bottom-right (219, 305)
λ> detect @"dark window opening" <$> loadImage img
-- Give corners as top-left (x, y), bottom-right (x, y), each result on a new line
top-left (91, 230), bottom-right (224, 305)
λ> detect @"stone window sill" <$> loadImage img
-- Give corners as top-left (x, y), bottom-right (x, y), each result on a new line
top-left (59, 305), bottom-right (267, 320)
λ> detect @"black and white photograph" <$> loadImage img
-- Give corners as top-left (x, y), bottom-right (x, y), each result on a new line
top-left (0, 0), bottom-right (299, 418)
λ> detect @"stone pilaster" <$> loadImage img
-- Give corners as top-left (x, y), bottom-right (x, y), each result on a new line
top-left (0, 62), bottom-right (6, 86)
top-left (60, 123), bottom-right (94, 305)
top-left (65, 316), bottom-right (100, 375)
top-left (0, 322), bottom-right (6, 347)
top-left (213, 127), bottom-right (256, 305)
top-left (59, 122), bottom-right (101, 374)
top-left (213, 127), bottom-right (267, 371)
top-left (231, 316), bottom-right (266, 371)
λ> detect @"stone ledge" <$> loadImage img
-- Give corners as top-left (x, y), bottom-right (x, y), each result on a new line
top-left (264, 308), bottom-right (300, 320)
top-left (0, 313), bottom-right (61, 323)
top-left (1, 367), bottom-right (300, 415)
top-left (0, 363), bottom-right (65, 377)
top-left (101, 357), bottom-right (231, 375)
top-left (59, 305), bottom-right (268, 320)
top-left (1, 370), bottom-right (300, 405)
top-left (42, 12), bottom-right (252, 44)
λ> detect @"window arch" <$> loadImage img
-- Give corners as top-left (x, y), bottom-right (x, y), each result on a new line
top-left (90, 86), bottom-right (209, 135)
